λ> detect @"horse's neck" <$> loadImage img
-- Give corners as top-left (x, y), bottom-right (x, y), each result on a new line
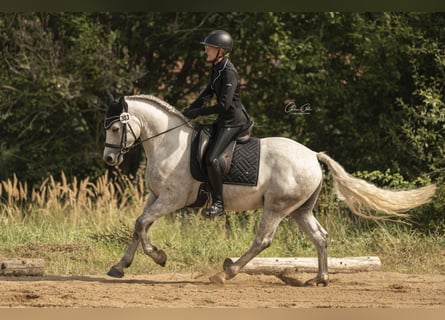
top-left (130, 99), bottom-right (193, 163)
top-left (142, 119), bottom-right (193, 172)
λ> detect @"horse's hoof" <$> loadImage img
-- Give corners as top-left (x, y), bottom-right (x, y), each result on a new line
top-left (107, 266), bottom-right (124, 278)
top-left (304, 276), bottom-right (328, 287)
top-left (223, 258), bottom-right (234, 271)
top-left (222, 258), bottom-right (239, 279)
top-left (209, 272), bottom-right (226, 285)
top-left (153, 249), bottom-right (167, 267)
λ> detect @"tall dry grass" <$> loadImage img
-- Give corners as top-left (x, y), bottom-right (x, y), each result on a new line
top-left (0, 172), bottom-right (443, 276)
top-left (0, 171), bottom-right (144, 221)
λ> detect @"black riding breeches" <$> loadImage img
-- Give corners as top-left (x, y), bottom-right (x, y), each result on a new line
top-left (206, 125), bottom-right (243, 168)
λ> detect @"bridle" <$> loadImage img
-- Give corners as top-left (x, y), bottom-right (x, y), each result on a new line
top-left (104, 111), bottom-right (140, 156)
top-left (104, 108), bottom-right (191, 156)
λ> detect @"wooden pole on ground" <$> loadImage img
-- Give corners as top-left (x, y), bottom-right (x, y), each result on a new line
top-left (0, 258), bottom-right (45, 276)
top-left (230, 256), bottom-right (381, 274)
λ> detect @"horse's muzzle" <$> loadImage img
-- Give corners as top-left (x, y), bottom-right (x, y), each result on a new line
top-left (103, 152), bottom-right (122, 166)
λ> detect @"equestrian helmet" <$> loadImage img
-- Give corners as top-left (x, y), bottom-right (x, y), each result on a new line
top-left (200, 30), bottom-right (233, 52)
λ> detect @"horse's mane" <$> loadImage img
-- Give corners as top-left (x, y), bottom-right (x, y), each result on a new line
top-left (125, 94), bottom-right (193, 127)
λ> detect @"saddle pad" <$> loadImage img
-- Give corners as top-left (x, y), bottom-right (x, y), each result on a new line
top-left (223, 137), bottom-right (261, 186)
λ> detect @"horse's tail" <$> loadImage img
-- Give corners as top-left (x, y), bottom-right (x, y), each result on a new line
top-left (316, 152), bottom-right (436, 220)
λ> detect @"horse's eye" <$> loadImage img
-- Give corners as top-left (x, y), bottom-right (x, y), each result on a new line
top-left (112, 126), bottom-right (120, 133)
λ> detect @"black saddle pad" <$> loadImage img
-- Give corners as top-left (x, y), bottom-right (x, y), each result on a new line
top-left (223, 137), bottom-right (260, 186)
top-left (190, 129), bottom-right (261, 187)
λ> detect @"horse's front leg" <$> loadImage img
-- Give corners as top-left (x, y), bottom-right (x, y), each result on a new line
top-left (134, 214), bottom-right (167, 267)
top-left (107, 193), bottom-right (170, 278)
top-left (107, 229), bottom-right (142, 278)
top-left (136, 192), bottom-right (185, 264)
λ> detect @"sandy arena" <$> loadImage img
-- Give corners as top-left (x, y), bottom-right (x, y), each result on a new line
top-left (1, 271), bottom-right (444, 308)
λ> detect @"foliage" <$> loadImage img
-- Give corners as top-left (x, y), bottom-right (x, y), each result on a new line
top-left (0, 13), bottom-right (145, 184)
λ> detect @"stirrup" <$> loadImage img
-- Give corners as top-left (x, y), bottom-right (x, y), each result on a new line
top-left (203, 201), bottom-right (225, 218)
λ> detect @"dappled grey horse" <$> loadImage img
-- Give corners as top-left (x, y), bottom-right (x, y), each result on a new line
top-left (103, 94), bottom-right (436, 286)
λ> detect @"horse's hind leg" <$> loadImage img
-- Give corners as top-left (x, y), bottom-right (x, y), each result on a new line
top-left (291, 185), bottom-right (329, 286)
top-left (293, 211), bottom-right (329, 286)
top-left (210, 209), bottom-right (287, 285)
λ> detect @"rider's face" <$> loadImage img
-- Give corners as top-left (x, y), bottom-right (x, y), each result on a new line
top-left (204, 45), bottom-right (219, 62)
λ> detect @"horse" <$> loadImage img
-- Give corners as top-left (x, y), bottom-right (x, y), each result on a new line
top-left (102, 94), bottom-right (436, 286)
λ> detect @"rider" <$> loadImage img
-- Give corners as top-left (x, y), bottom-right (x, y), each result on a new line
top-left (183, 30), bottom-right (250, 218)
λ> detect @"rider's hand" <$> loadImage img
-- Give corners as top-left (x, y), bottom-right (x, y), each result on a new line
top-left (182, 108), bottom-right (200, 119)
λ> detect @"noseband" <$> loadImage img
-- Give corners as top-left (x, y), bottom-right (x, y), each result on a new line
top-left (104, 111), bottom-right (140, 156)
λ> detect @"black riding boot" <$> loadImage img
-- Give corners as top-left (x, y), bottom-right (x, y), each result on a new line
top-left (203, 159), bottom-right (225, 218)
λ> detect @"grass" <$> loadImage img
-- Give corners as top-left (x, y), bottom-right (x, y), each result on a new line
top-left (0, 172), bottom-right (444, 276)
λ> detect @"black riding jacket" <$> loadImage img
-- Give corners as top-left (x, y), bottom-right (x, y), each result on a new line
top-left (190, 57), bottom-right (249, 127)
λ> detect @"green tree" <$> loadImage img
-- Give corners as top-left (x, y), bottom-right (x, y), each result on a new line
top-left (397, 13), bottom-right (445, 178)
top-left (0, 13), bottom-right (145, 184)
top-left (269, 12), bottom-right (444, 180)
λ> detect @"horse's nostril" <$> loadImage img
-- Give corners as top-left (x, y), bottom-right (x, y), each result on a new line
top-left (104, 155), bottom-right (114, 164)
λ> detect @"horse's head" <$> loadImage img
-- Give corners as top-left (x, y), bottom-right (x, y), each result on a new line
top-left (103, 94), bottom-right (141, 166)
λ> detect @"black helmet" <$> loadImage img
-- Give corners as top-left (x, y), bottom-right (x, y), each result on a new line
top-left (200, 30), bottom-right (233, 52)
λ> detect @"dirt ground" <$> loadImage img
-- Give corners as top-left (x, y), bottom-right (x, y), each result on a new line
top-left (1, 271), bottom-right (444, 308)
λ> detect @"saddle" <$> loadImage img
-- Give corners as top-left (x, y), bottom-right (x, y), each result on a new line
top-left (188, 121), bottom-right (260, 207)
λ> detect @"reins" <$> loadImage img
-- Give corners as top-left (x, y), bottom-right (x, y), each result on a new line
top-left (126, 120), bottom-right (191, 151)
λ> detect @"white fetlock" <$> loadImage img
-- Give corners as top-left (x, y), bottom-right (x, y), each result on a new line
top-left (305, 274), bottom-right (329, 287)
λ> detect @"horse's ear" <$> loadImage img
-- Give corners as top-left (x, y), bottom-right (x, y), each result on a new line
top-left (104, 92), bottom-right (122, 128)
top-left (106, 91), bottom-right (115, 105)
top-left (119, 96), bottom-right (128, 112)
